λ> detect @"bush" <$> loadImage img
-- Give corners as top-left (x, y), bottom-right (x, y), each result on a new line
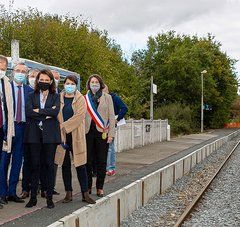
top-left (154, 103), bottom-right (198, 135)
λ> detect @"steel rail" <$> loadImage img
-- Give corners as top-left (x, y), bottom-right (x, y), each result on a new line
top-left (174, 140), bottom-right (240, 227)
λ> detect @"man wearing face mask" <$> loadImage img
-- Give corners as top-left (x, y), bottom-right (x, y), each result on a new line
top-left (0, 55), bottom-right (14, 208)
top-left (0, 62), bottom-right (32, 204)
top-left (20, 68), bottom-right (40, 199)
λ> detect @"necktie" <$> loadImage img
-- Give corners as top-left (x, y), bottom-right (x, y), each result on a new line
top-left (16, 86), bottom-right (22, 123)
top-left (0, 96), bottom-right (3, 128)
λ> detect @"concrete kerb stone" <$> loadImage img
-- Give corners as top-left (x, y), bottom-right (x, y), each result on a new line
top-left (58, 213), bottom-right (77, 227)
top-left (72, 206), bottom-right (90, 227)
top-left (201, 147), bottom-right (206, 160)
top-left (174, 159), bottom-right (184, 181)
top-left (106, 188), bottom-right (126, 223)
top-left (196, 149), bottom-right (202, 164)
top-left (183, 156), bottom-right (191, 174)
top-left (161, 165), bottom-right (174, 194)
top-left (191, 152), bottom-right (197, 168)
top-left (48, 222), bottom-right (64, 227)
top-left (141, 170), bottom-right (161, 205)
top-left (75, 197), bottom-right (113, 227)
top-left (124, 181), bottom-right (142, 217)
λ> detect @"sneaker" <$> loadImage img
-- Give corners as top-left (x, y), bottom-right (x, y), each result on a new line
top-left (106, 170), bottom-right (112, 176)
top-left (111, 169), bottom-right (116, 176)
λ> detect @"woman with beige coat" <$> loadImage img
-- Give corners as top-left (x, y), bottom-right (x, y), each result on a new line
top-left (55, 75), bottom-right (95, 204)
top-left (85, 74), bottom-right (115, 197)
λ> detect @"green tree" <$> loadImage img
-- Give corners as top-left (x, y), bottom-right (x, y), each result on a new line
top-left (132, 31), bottom-right (238, 128)
top-left (0, 6), bottom-right (144, 117)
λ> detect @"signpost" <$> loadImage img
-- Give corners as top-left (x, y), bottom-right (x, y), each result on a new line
top-left (150, 76), bottom-right (157, 120)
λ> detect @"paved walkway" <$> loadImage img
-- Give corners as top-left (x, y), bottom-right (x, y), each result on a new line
top-left (0, 129), bottom-right (236, 226)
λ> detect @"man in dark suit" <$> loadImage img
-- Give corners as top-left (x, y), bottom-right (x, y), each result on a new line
top-left (0, 62), bottom-right (32, 203)
top-left (20, 69), bottom-right (38, 199)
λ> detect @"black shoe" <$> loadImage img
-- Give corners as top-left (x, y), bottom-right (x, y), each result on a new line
top-left (41, 191), bottom-right (47, 198)
top-left (25, 198), bottom-right (37, 208)
top-left (0, 197), bottom-right (8, 204)
top-left (53, 190), bottom-right (60, 195)
top-left (0, 204), bottom-right (3, 209)
top-left (7, 196), bottom-right (25, 203)
top-left (46, 199), bottom-right (54, 209)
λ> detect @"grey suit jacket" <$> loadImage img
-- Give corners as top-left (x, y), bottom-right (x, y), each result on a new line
top-left (85, 92), bottom-right (115, 138)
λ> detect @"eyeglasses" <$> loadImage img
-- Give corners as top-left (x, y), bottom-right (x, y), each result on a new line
top-left (14, 69), bottom-right (27, 74)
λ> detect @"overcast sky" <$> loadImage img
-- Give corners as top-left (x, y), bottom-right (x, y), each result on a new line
top-left (1, 0), bottom-right (240, 74)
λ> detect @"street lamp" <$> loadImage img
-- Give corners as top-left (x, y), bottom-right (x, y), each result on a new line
top-left (201, 70), bottom-right (207, 133)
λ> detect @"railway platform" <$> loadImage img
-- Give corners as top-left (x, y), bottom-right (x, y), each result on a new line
top-left (0, 128), bottom-right (237, 226)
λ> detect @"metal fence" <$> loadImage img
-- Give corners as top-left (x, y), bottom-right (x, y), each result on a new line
top-left (115, 119), bottom-right (169, 153)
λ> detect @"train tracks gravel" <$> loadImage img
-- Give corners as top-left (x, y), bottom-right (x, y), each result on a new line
top-left (183, 139), bottom-right (240, 227)
top-left (121, 137), bottom-right (240, 227)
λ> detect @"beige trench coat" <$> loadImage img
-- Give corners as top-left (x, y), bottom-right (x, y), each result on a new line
top-left (2, 76), bottom-right (15, 152)
top-left (54, 91), bottom-right (87, 167)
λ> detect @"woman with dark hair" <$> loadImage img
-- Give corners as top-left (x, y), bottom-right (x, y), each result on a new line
top-left (24, 69), bottom-right (61, 208)
top-left (85, 74), bottom-right (115, 197)
top-left (54, 75), bottom-right (95, 204)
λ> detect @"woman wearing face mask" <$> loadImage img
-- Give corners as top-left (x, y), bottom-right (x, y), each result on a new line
top-left (85, 74), bottom-right (115, 197)
top-left (24, 69), bottom-right (61, 209)
top-left (54, 75), bottom-right (95, 204)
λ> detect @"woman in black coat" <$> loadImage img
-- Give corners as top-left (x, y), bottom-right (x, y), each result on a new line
top-left (24, 69), bottom-right (61, 209)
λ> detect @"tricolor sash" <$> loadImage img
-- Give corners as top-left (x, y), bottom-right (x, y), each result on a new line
top-left (84, 91), bottom-right (109, 131)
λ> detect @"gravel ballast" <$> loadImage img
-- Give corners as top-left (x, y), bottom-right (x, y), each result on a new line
top-left (121, 137), bottom-right (240, 227)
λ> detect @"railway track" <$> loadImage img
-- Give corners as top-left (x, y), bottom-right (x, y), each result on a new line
top-left (174, 139), bottom-right (240, 227)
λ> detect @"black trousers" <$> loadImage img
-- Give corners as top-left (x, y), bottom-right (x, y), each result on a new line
top-left (22, 144), bottom-right (31, 192)
top-left (86, 127), bottom-right (109, 190)
top-left (62, 134), bottom-right (88, 193)
top-left (40, 163), bottom-right (58, 192)
top-left (28, 142), bottom-right (57, 199)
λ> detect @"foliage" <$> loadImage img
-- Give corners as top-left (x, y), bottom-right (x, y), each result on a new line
top-left (132, 31), bottom-right (238, 129)
top-left (0, 6), bottom-right (145, 118)
top-left (0, 6), bottom-right (238, 131)
top-left (154, 103), bottom-right (198, 135)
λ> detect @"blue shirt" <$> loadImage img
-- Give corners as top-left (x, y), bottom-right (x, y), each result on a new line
top-left (13, 81), bottom-right (26, 122)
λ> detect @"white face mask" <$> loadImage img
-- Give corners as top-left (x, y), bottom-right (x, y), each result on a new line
top-left (28, 77), bottom-right (36, 88)
top-left (0, 70), bottom-right (6, 79)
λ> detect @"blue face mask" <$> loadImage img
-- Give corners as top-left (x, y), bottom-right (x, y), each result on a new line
top-left (65, 84), bottom-right (76, 94)
top-left (14, 73), bottom-right (26, 83)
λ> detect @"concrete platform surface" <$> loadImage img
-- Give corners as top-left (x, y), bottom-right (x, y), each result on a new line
top-left (0, 129), bottom-right (236, 226)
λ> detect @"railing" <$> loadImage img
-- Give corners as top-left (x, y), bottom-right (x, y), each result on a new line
top-left (115, 119), bottom-right (169, 153)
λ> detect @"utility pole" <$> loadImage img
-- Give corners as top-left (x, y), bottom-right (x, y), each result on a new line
top-left (11, 39), bottom-right (19, 67)
top-left (201, 70), bottom-right (207, 133)
top-left (150, 76), bottom-right (153, 121)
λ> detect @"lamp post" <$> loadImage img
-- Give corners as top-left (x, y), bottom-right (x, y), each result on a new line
top-left (201, 70), bottom-right (207, 133)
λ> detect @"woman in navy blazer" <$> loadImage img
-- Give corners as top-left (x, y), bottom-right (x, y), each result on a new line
top-left (24, 69), bottom-right (61, 209)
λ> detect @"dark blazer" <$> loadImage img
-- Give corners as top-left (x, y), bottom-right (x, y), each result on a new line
top-left (10, 81), bottom-right (33, 115)
top-left (24, 91), bottom-right (61, 144)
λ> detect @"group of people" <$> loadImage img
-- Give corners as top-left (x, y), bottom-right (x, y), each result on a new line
top-left (0, 55), bottom-right (128, 210)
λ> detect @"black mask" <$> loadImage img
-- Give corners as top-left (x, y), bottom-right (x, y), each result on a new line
top-left (39, 82), bottom-right (50, 91)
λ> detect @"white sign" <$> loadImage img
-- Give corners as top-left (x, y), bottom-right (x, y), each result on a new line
top-left (152, 84), bottom-right (157, 94)
top-left (11, 40), bottom-right (19, 66)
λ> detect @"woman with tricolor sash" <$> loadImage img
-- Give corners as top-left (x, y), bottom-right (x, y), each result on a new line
top-left (85, 74), bottom-right (115, 197)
